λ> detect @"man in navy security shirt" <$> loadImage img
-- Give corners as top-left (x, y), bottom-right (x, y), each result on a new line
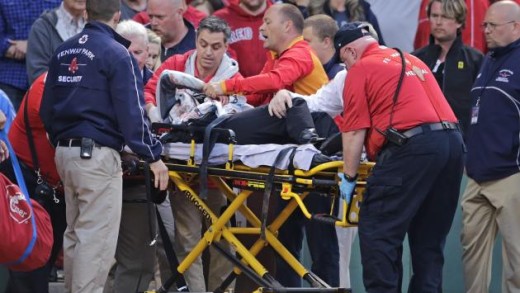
top-left (40, 1), bottom-right (168, 292)
top-left (461, 1), bottom-right (520, 292)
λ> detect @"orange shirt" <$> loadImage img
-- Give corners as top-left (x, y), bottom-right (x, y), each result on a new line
top-left (222, 36), bottom-right (328, 106)
top-left (338, 44), bottom-right (457, 160)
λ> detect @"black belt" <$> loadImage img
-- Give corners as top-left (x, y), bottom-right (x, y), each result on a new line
top-left (57, 138), bottom-right (102, 147)
top-left (402, 122), bottom-right (459, 139)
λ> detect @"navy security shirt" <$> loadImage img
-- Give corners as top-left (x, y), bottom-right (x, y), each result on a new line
top-left (40, 21), bottom-right (162, 163)
top-left (466, 38), bottom-right (520, 182)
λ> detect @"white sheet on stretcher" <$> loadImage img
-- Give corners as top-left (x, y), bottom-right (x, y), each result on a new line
top-left (162, 143), bottom-right (320, 171)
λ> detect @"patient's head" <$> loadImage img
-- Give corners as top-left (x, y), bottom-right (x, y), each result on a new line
top-left (195, 16), bottom-right (231, 75)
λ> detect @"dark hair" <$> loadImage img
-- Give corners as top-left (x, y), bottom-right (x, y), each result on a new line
top-left (278, 4), bottom-right (304, 34)
top-left (304, 14), bottom-right (339, 41)
top-left (86, 0), bottom-right (120, 22)
top-left (197, 16), bottom-right (232, 43)
top-left (427, 0), bottom-right (467, 27)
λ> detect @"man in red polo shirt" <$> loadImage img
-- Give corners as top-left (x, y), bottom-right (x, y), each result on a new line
top-left (335, 23), bottom-right (465, 293)
top-left (203, 3), bottom-right (328, 107)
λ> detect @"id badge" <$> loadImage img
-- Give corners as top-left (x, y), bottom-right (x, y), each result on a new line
top-left (471, 105), bottom-right (479, 125)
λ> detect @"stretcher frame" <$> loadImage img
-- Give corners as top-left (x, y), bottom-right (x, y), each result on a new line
top-left (146, 124), bottom-right (374, 293)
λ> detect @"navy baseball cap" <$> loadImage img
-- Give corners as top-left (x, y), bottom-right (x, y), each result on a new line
top-left (334, 22), bottom-right (371, 51)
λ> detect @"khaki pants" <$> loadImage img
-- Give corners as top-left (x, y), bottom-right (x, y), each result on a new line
top-left (56, 146), bottom-right (122, 293)
top-left (461, 172), bottom-right (520, 293)
top-left (171, 188), bottom-right (234, 292)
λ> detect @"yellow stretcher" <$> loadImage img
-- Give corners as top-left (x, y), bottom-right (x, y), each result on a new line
top-left (144, 124), bottom-right (374, 293)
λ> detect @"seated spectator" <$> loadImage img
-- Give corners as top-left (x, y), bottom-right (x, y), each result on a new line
top-left (322, 0), bottom-right (385, 44)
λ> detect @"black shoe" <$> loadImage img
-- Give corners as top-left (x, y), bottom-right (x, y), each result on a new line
top-left (298, 128), bottom-right (325, 145)
top-left (319, 132), bottom-right (342, 156)
top-left (310, 153), bottom-right (332, 167)
top-left (48, 266), bottom-right (58, 282)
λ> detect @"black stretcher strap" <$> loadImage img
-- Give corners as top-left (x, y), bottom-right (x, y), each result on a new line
top-left (199, 114), bottom-right (230, 200)
top-left (261, 146), bottom-right (297, 240)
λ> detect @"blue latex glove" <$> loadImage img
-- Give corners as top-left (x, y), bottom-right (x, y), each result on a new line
top-left (338, 173), bottom-right (356, 204)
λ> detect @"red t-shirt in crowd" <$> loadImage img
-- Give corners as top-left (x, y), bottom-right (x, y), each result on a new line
top-left (9, 73), bottom-right (61, 186)
top-left (213, 0), bottom-right (271, 77)
top-left (338, 43), bottom-right (457, 160)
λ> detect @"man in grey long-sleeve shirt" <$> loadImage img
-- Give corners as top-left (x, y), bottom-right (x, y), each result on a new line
top-left (26, 0), bottom-right (86, 85)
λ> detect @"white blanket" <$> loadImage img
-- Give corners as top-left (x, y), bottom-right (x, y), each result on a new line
top-left (163, 143), bottom-right (320, 171)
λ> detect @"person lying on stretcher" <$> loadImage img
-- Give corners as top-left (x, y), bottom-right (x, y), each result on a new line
top-left (151, 70), bottom-right (327, 147)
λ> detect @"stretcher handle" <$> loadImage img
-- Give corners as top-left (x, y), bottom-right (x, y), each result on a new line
top-left (311, 178), bottom-right (337, 186)
top-left (311, 214), bottom-right (339, 226)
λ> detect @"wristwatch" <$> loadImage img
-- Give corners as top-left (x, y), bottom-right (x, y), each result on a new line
top-left (344, 173), bottom-right (358, 182)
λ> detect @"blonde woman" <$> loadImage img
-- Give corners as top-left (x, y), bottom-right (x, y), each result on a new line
top-left (146, 29), bottom-right (162, 71)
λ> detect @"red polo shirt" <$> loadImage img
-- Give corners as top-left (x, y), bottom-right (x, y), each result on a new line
top-left (221, 36), bottom-right (328, 107)
top-left (338, 43), bottom-right (457, 160)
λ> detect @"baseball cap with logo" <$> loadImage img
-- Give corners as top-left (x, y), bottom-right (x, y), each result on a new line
top-left (333, 22), bottom-right (371, 52)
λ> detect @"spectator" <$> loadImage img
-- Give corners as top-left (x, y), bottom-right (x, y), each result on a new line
top-left (147, 0), bottom-right (198, 61)
top-left (274, 0), bottom-right (310, 18)
top-left (0, 0), bottom-right (61, 110)
top-left (203, 3), bottom-right (328, 106)
top-left (335, 23), bottom-right (464, 292)
top-left (133, 1), bottom-right (207, 28)
top-left (147, 29), bottom-right (163, 71)
top-left (26, 0), bottom-right (86, 85)
top-left (414, 0), bottom-right (489, 53)
top-left (121, 0), bottom-right (147, 20)
top-left (145, 16), bottom-right (238, 292)
top-left (39, 1), bottom-right (169, 292)
top-left (322, 0), bottom-right (385, 44)
top-left (413, 0), bottom-right (484, 140)
top-left (0, 73), bottom-right (66, 293)
top-left (213, 0), bottom-right (272, 77)
top-left (461, 1), bottom-right (520, 292)
top-left (303, 14), bottom-right (343, 79)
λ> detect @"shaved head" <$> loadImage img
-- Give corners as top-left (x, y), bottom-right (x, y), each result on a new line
top-left (490, 0), bottom-right (520, 20)
top-left (484, 0), bottom-right (520, 48)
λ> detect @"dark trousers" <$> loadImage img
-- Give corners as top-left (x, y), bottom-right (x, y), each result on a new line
top-left (0, 159), bottom-right (66, 293)
top-left (359, 128), bottom-right (465, 293)
top-left (275, 195), bottom-right (340, 287)
top-left (0, 83), bottom-right (25, 111)
top-left (220, 98), bottom-right (314, 144)
top-left (275, 112), bottom-right (341, 287)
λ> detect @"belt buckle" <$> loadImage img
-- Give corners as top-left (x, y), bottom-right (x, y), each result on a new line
top-left (440, 121), bottom-right (452, 130)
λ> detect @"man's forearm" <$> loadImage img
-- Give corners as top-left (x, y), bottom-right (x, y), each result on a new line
top-left (342, 129), bottom-right (366, 177)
